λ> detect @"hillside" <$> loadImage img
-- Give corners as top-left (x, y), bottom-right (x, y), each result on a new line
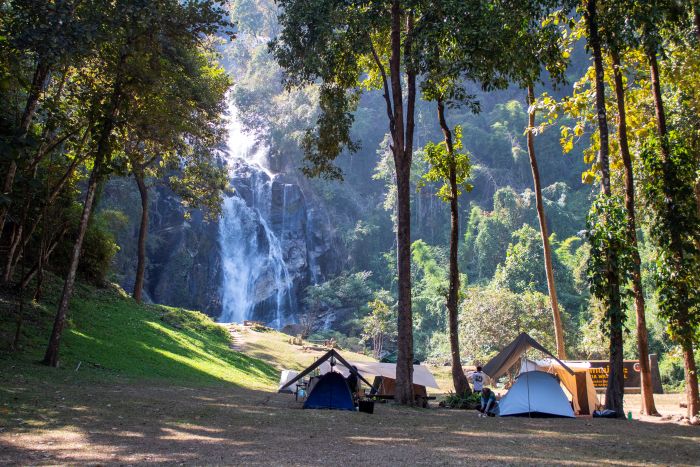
top-left (0, 275), bottom-right (277, 391)
top-left (0, 274), bottom-right (383, 393)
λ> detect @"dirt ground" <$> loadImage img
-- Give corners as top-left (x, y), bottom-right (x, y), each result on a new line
top-left (1, 375), bottom-right (699, 466)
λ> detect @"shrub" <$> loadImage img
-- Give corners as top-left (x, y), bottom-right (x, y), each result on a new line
top-left (53, 208), bottom-right (124, 285)
top-left (441, 390), bottom-right (481, 410)
top-left (658, 347), bottom-right (686, 392)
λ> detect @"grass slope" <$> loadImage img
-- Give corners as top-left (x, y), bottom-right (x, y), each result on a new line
top-left (0, 275), bottom-right (277, 390)
top-left (234, 324), bottom-right (376, 372)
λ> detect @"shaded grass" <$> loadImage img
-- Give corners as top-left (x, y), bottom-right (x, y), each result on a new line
top-left (0, 274), bottom-right (277, 390)
top-left (1, 375), bottom-right (699, 466)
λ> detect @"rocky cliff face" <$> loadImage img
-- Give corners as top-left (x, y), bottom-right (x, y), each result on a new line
top-left (145, 190), bottom-right (223, 315)
top-left (106, 161), bottom-right (339, 325)
top-left (218, 160), bottom-right (338, 325)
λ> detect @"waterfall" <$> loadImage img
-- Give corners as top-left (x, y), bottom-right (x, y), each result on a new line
top-left (218, 103), bottom-right (296, 326)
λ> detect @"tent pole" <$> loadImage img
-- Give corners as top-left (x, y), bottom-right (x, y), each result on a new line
top-left (525, 357), bottom-right (532, 418)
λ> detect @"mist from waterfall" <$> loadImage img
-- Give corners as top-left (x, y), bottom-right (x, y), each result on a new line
top-left (218, 102), bottom-right (295, 327)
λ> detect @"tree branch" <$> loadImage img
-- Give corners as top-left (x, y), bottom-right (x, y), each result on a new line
top-left (368, 34), bottom-right (395, 134)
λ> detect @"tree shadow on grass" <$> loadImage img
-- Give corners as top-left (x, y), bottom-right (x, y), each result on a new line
top-left (1, 374), bottom-right (699, 465)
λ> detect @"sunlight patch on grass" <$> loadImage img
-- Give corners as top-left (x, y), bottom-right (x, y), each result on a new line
top-left (67, 330), bottom-right (101, 344)
top-left (1, 274), bottom-right (278, 390)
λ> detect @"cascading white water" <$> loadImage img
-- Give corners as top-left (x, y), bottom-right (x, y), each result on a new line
top-left (218, 103), bottom-right (295, 326)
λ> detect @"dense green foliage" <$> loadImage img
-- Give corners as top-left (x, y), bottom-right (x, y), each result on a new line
top-left (641, 134), bottom-right (700, 348)
top-left (0, 0), bottom-right (232, 364)
top-left (458, 287), bottom-right (559, 364)
top-left (1, 0), bottom-right (698, 413)
top-left (217, 0), bottom-right (700, 397)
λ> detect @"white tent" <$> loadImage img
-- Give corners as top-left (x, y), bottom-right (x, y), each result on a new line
top-left (319, 360), bottom-right (440, 389)
top-left (498, 370), bottom-right (575, 418)
top-left (278, 369), bottom-right (299, 394)
top-left (520, 358), bottom-right (598, 415)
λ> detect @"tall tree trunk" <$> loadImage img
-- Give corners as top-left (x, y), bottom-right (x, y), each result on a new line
top-left (42, 69), bottom-right (124, 366)
top-left (390, 0), bottom-right (414, 406)
top-left (3, 225), bottom-right (23, 282)
top-left (133, 168), bottom-right (149, 303)
top-left (0, 61), bottom-right (51, 240)
top-left (42, 157), bottom-right (103, 366)
top-left (610, 50), bottom-right (658, 416)
top-left (11, 254), bottom-right (27, 351)
top-left (694, 0), bottom-right (700, 43)
top-left (682, 341), bottom-right (699, 417)
top-left (648, 52), bottom-right (700, 418)
top-left (3, 180), bottom-right (36, 282)
top-left (437, 98), bottom-right (470, 396)
top-left (587, 0), bottom-right (625, 418)
top-left (526, 85), bottom-right (566, 360)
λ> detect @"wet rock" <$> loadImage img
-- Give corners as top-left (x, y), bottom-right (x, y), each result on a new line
top-left (106, 160), bottom-right (340, 325)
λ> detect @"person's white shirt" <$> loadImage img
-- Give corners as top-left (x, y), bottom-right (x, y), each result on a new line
top-left (470, 370), bottom-right (485, 391)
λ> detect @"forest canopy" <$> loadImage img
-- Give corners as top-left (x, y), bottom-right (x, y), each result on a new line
top-left (1, 0), bottom-right (699, 417)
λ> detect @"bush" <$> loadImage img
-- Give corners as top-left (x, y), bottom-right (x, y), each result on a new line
top-left (658, 348), bottom-right (686, 392)
top-left (80, 214), bottom-right (122, 284)
top-left (53, 208), bottom-right (124, 285)
top-left (441, 390), bottom-right (481, 410)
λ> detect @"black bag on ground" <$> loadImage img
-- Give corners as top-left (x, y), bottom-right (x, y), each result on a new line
top-left (358, 399), bottom-right (374, 414)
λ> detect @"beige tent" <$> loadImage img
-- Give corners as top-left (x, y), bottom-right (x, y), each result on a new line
top-left (521, 358), bottom-right (599, 415)
top-left (319, 360), bottom-right (440, 389)
top-left (278, 369), bottom-right (299, 394)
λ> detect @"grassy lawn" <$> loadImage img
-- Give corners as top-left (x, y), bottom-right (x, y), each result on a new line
top-left (1, 276), bottom-right (698, 465)
top-left (1, 374), bottom-right (698, 465)
top-left (0, 275), bottom-right (277, 390)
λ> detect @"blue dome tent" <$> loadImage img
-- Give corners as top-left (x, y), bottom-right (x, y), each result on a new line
top-left (497, 371), bottom-right (575, 418)
top-left (278, 349), bottom-right (373, 411)
top-left (303, 371), bottom-right (355, 410)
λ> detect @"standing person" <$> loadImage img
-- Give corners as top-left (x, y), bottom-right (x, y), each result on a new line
top-left (469, 366), bottom-right (486, 392)
top-left (479, 387), bottom-right (498, 417)
top-left (346, 366), bottom-right (360, 401)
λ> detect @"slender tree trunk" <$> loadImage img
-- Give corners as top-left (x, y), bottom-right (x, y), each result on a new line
top-left (3, 225), bottom-right (23, 282)
top-left (693, 0), bottom-right (700, 43)
top-left (648, 52), bottom-right (700, 418)
top-left (610, 50), bottom-right (658, 416)
top-left (42, 68), bottom-right (124, 366)
top-left (648, 54), bottom-right (668, 144)
top-left (11, 255), bottom-right (27, 351)
top-left (526, 85), bottom-right (566, 360)
top-left (33, 257), bottom-right (45, 301)
top-left (133, 168), bottom-right (149, 303)
top-left (436, 99), bottom-right (470, 396)
top-left (27, 223), bottom-right (67, 300)
top-left (682, 341), bottom-right (699, 417)
top-left (0, 62), bottom-right (51, 239)
top-left (587, 0), bottom-right (625, 418)
top-left (42, 158), bottom-right (103, 366)
top-left (390, 0), bottom-right (414, 406)
top-left (3, 182), bottom-right (35, 282)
